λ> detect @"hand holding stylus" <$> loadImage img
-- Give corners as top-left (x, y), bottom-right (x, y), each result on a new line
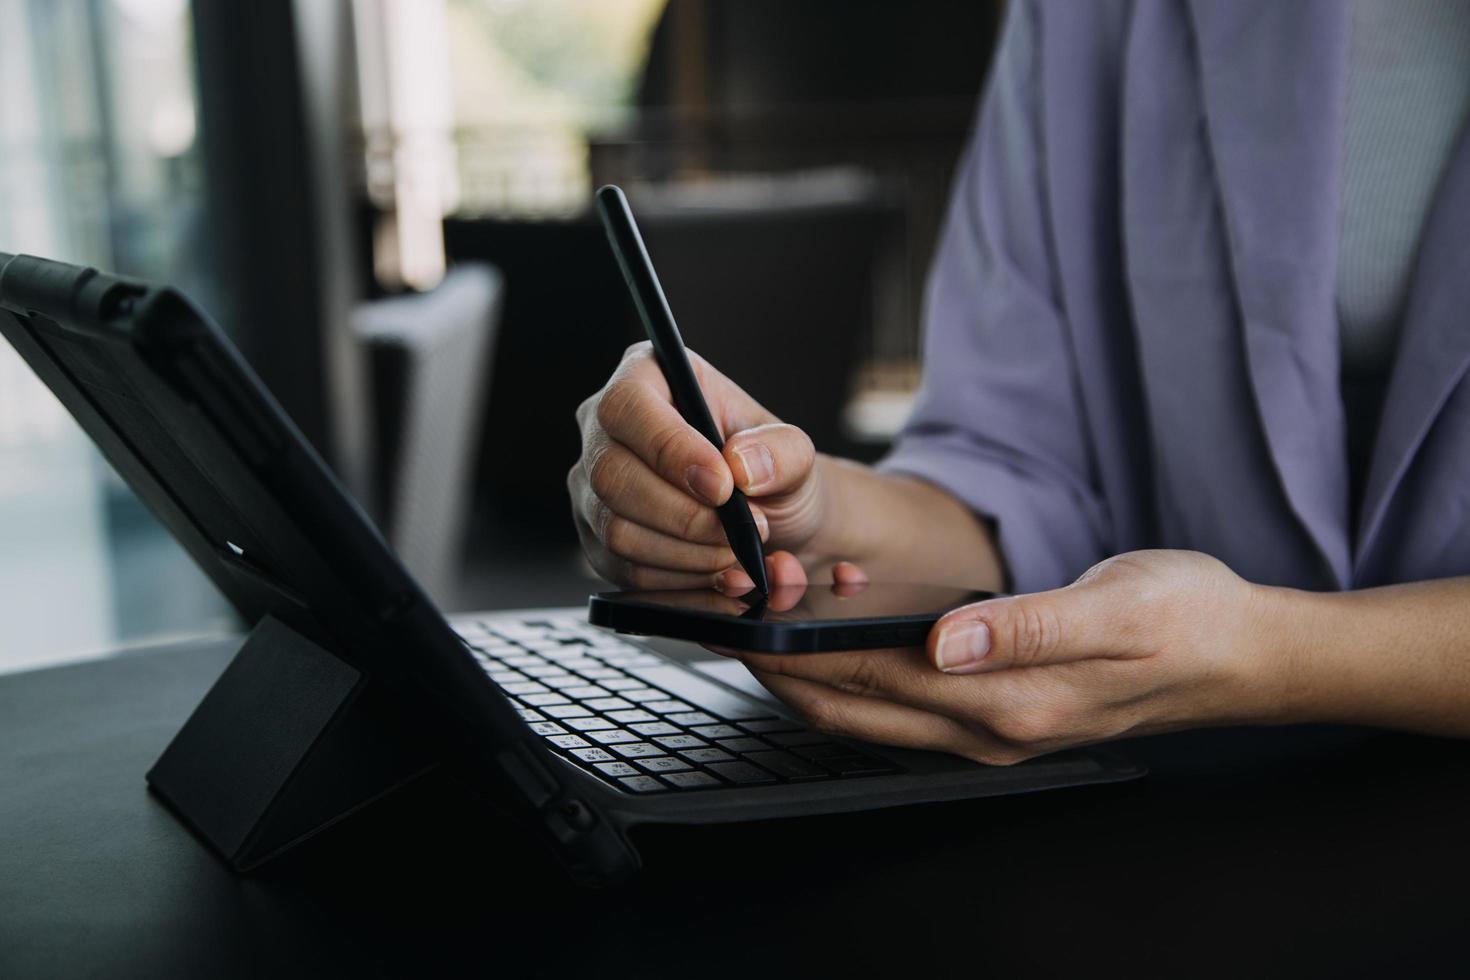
top-left (571, 342), bottom-right (832, 593)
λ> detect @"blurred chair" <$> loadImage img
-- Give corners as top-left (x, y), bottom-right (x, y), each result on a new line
top-left (354, 264), bottom-right (503, 604)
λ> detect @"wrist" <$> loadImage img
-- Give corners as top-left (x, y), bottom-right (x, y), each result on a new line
top-left (1238, 582), bottom-right (1315, 725)
top-left (1241, 582), bottom-right (1388, 728)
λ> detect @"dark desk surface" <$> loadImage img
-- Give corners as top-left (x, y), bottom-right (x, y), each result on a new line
top-left (2, 638), bottom-right (1467, 979)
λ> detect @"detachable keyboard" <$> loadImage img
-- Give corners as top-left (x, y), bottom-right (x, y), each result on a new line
top-left (452, 613), bottom-right (901, 794)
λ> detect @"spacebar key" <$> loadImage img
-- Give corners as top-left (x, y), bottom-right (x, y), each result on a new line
top-left (627, 666), bottom-right (769, 720)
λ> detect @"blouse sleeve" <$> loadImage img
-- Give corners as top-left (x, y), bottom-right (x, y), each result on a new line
top-left (878, 0), bottom-right (1111, 593)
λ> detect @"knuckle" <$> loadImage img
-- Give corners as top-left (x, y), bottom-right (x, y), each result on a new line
top-left (575, 392), bottom-right (599, 429)
top-left (692, 544), bottom-right (732, 573)
top-left (677, 501), bottom-right (710, 542)
top-left (1004, 602), bottom-right (1063, 668)
top-left (622, 339), bottom-right (653, 362)
top-left (594, 381), bottom-right (638, 433)
top-left (646, 422), bottom-right (689, 480)
top-left (602, 517), bottom-right (636, 559)
top-left (835, 658), bottom-right (888, 697)
top-left (587, 547), bottom-right (628, 587)
top-left (988, 703), bottom-right (1062, 747)
top-left (586, 446), bottom-right (626, 501)
top-left (590, 500), bottom-right (615, 544)
top-left (800, 697), bottom-right (851, 736)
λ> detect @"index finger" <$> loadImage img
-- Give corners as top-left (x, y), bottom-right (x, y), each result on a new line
top-left (595, 375), bottom-right (732, 507)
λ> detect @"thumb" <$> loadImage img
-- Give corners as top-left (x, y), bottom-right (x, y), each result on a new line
top-left (723, 422), bottom-right (815, 498)
top-left (927, 578), bottom-right (1129, 675)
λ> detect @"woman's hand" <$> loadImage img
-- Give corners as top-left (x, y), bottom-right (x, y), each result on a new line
top-left (725, 550), bottom-right (1289, 764)
top-left (569, 342), bottom-right (830, 591)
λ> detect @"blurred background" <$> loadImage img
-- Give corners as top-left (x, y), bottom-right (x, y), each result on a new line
top-left (0, 0), bottom-right (999, 673)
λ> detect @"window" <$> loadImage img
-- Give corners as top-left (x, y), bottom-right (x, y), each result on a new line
top-left (0, 0), bottom-right (231, 673)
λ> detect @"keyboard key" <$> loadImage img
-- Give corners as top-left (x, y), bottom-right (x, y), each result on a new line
top-left (690, 724), bottom-right (743, 740)
top-left (654, 734), bottom-right (708, 750)
top-left (502, 681), bottom-right (549, 696)
top-left (542, 675), bottom-right (589, 690)
top-left (594, 762), bottom-right (640, 778)
top-left (611, 742), bottom-right (665, 759)
top-left (644, 700), bottom-right (694, 715)
top-left (629, 721), bottom-right (679, 736)
top-left (715, 737), bottom-right (770, 754)
top-left (487, 670), bottom-right (521, 684)
top-left (514, 708), bottom-right (545, 722)
top-left (635, 756), bottom-right (693, 773)
top-left (618, 776), bottom-right (668, 794)
top-left (502, 655), bottom-right (544, 668)
top-left (768, 730), bottom-right (833, 747)
top-left (706, 761), bottom-right (779, 785)
top-left (600, 678), bottom-right (643, 691)
top-left (539, 648), bottom-right (587, 662)
top-left (544, 703), bottom-right (593, 719)
top-left (565, 686), bottom-right (611, 700)
top-left (561, 660), bottom-right (604, 672)
top-left (662, 771), bottom-right (720, 789)
top-left (521, 692), bottom-right (571, 706)
top-left (565, 716), bottom-right (617, 732)
top-left (528, 722), bottom-right (566, 736)
top-left (740, 719), bottom-right (802, 734)
top-left (745, 750), bottom-right (828, 781)
top-left (586, 697), bottom-right (634, 712)
top-left (578, 668), bottom-right (622, 680)
top-left (622, 688), bottom-right (667, 703)
top-left (546, 734), bottom-right (590, 750)
top-left (589, 728), bottom-right (639, 744)
top-left (680, 748), bottom-right (734, 764)
top-left (522, 665), bottom-right (569, 678)
top-left (665, 712), bottom-right (718, 727)
top-left (607, 709), bottom-right (657, 724)
top-left (570, 747), bottom-right (615, 763)
top-left (628, 666), bottom-right (770, 719)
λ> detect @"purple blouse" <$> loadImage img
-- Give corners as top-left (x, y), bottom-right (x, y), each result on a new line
top-left (881, 0), bottom-right (1470, 593)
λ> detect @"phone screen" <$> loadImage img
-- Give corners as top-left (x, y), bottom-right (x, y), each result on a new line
top-left (597, 582), bottom-right (991, 624)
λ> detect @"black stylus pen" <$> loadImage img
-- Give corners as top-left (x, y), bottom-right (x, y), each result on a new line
top-left (595, 184), bottom-right (771, 597)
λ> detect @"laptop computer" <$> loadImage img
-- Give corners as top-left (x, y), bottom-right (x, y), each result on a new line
top-left (0, 252), bottom-right (1142, 884)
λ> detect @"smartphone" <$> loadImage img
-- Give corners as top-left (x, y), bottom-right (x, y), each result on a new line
top-left (587, 582), bottom-right (995, 653)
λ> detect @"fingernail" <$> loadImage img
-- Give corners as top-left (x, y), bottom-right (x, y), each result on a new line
top-left (733, 443), bottom-right (775, 492)
top-left (686, 465), bottom-right (726, 505)
top-left (935, 622), bottom-right (991, 673)
top-left (718, 569), bottom-right (753, 594)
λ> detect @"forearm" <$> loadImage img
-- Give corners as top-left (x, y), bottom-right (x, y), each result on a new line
top-left (1261, 577), bottom-right (1470, 737)
top-left (804, 455), bottom-right (1005, 591)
